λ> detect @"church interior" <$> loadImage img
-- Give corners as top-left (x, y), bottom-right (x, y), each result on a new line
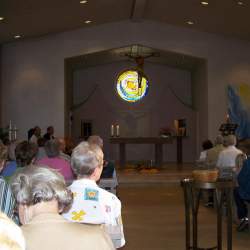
top-left (1, 0), bottom-right (250, 249)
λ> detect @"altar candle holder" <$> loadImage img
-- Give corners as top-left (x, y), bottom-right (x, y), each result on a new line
top-left (111, 124), bottom-right (114, 137)
top-left (116, 125), bottom-right (120, 137)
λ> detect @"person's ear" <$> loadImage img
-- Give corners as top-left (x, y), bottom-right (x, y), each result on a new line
top-left (0, 160), bottom-right (5, 172)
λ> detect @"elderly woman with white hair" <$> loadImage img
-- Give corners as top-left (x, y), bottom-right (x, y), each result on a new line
top-left (63, 141), bottom-right (125, 249)
top-left (11, 166), bottom-right (114, 250)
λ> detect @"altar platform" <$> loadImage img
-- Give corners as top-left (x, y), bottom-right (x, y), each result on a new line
top-left (116, 163), bottom-right (193, 186)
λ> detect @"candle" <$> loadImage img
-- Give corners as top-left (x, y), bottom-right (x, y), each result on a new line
top-left (8, 120), bottom-right (12, 141)
top-left (111, 125), bottom-right (114, 137)
top-left (116, 125), bottom-right (120, 137)
top-left (14, 125), bottom-right (17, 140)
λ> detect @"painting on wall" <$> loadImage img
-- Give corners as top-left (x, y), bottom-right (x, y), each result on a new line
top-left (228, 84), bottom-right (250, 139)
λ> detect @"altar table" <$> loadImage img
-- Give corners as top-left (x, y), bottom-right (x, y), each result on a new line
top-left (109, 137), bottom-right (175, 168)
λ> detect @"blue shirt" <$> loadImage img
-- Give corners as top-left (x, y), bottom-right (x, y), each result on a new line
top-left (2, 161), bottom-right (17, 178)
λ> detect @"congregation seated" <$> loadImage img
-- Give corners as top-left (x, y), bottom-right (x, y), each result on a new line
top-left (0, 212), bottom-right (25, 250)
top-left (62, 141), bottom-right (125, 248)
top-left (37, 139), bottom-right (74, 182)
top-left (29, 126), bottom-right (41, 145)
top-left (217, 135), bottom-right (243, 178)
top-left (43, 126), bottom-right (55, 141)
top-left (11, 166), bottom-right (114, 250)
top-left (2, 141), bottom-right (38, 180)
top-left (58, 137), bottom-right (71, 162)
top-left (0, 143), bottom-right (16, 220)
top-left (196, 139), bottom-right (213, 165)
top-left (206, 135), bottom-right (225, 167)
top-left (87, 135), bottom-right (115, 179)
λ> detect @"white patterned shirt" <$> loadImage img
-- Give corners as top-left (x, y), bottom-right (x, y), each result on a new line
top-left (63, 179), bottom-right (125, 248)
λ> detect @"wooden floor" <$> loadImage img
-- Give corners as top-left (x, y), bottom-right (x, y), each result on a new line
top-left (117, 164), bottom-right (250, 250)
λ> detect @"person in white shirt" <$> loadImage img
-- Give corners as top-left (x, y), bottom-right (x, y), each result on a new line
top-left (217, 135), bottom-right (243, 178)
top-left (63, 141), bottom-right (125, 249)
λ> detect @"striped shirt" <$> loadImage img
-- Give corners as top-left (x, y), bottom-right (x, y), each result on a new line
top-left (0, 177), bottom-right (16, 220)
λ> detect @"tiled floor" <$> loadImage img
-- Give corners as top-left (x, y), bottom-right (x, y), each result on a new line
top-left (117, 165), bottom-right (250, 250)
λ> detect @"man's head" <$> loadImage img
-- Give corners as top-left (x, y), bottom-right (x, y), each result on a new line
top-left (33, 126), bottom-right (41, 137)
top-left (87, 135), bottom-right (103, 149)
top-left (47, 126), bottom-right (54, 135)
top-left (224, 135), bottom-right (237, 147)
top-left (214, 135), bottom-right (224, 145)
top-left (71, 141), bottom-right (103, 181)
top-left (44, 139), bottom-right (60, 158)
top-left (15, 141), bottom-right (38, 167)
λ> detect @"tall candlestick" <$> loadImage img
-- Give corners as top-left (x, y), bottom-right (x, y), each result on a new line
top-left (9, 120), bottom-right (12, 141)
top-left (111, 124), bottom-right (114, 137)
top-left (14, 126), bottom-right (17, 140)
top-left (116, 125), bottom-right (120, 137)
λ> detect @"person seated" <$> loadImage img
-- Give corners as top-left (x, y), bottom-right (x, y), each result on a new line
top-left (37, 139), bottom-right (74, 182)
top-left (198, 139), bottom-right (213, 163)
top-left (0, 143), bottom-right (16, 220)
top-left (58, 138), bottom-right (71, 162)
top-left (206, 135), bottom-right (225, 167)
top-left (217, 135), bottom-right (243, 178)
top-left (36, 137), bottom-right (47, 161)
top-left (88, 135), bottom-right (115, 179)
top-left (0, 212), bottom-right (25, 250)
top-left (10, 166), bottom-right (114, 250)
top-left (2, 141), bottom-right (38, 181)
top-left (29, 126), bottom-right (41, 145)
top-left (62, 142), bottom-right (125, 248)
top-left (43, 126), bottom-right (55, 141)
top-left (234, 153), bottom-right (250, 232)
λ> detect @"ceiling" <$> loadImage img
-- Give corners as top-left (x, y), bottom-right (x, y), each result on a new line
top-left (0, 0), bottom-right (250, 44)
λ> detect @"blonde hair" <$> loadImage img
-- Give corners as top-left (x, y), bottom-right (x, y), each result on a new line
top-left (0, 212), bottom-right (25, 250)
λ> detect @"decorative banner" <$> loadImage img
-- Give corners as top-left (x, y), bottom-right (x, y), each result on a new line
top-left (116, 70), bottom-right (149, 102)
top-left (228, 84), bottom-right (250, 139)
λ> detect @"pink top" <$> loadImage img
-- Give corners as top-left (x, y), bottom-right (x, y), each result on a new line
top-left (37, 157), bottom-right (74, 181)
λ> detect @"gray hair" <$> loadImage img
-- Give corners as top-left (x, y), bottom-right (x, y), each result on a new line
top-left (44, 139), bottom-right (60, 158)
top-left (214, 135), bottom-right (224, 145)
top-left (87, 135), bottom-right (103, 148)
top-left (224, 135), bottom-right (237, 147)
top-left (11, 166), bottom-right (73, 212)
top-left (71, 141), bottom-right (103, 177)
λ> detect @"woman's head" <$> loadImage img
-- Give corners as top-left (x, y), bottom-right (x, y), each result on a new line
top-left (11, 166), bottom-right (73, 224)
top-left (71, 141), bottom-right (103, 180)
top-left (15, 141), bottom-right (38, 167)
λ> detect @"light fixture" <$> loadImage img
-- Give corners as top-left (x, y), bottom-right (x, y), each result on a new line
top-left (84, 20), bottom-right (92, 24)
top-left (80, 0), bottom-right (88, 4)
top-left (187, 21), bottom-right (194, 25)
top-left (0, 17), bottom-right (4, 21)
top-left (14, 35), bottom-right (21, 39)
top-left (237, 1), bottom-right (244, 5)
top-left (201, 1), bottom-right (209, 5)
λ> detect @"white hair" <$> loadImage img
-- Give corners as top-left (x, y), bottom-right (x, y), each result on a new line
top-left (87, 135), bottom-right (103, 148)
top-left (224, 135), bottom-right (237, 147)
top-left (11, 166), bottom-right (73, 212)
top-left (71, 141), bottom-right (103, 177)
top-left (0, 212), bottom-right (25, 250)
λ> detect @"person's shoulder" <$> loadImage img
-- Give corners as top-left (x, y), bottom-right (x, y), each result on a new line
top-left (98, 187), bottom-right (120, 202)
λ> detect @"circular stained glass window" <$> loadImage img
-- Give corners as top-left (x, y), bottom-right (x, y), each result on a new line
top-left (116, 70), bottom-right (149, 102)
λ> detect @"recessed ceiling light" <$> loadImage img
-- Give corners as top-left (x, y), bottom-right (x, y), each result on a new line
top-left (237, 1), bottom-right (244, 5)
top-left (80, 0), bottom-right (88, 3)
top-left (14, 35), bottom-right (21, 39)
top-left (187, 21), bottom-right (194, 25)
top-left (201, 1), bottom-right (209, 5)
top-left (0, 17), bottom-right (5, 21)
top-left (84, 20), bottom-right (92, 24)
